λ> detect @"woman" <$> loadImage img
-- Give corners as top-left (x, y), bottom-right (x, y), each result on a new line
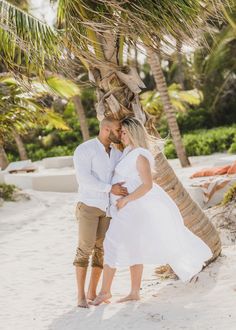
top-left (91, 117), bottom-right (213, 305)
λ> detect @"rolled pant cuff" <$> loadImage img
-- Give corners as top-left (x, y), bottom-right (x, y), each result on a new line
top-left (73, 260), bottom-right (89, 268)
top-left (91, 263), bottom-right (103, 269)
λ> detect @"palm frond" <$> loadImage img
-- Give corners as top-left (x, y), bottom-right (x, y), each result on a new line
top-left (0, 0), bottom-right (65, 76)
top-left (61, 0), bottom-right (225, 58)
top-left (205, 25), bottom-right (236, 74)
top-left (141, 84), bottom-right (201, 116)
top-left (0, 73), bottom-right (69, 140)
top-left (46, 75), bottom-right (81, 98)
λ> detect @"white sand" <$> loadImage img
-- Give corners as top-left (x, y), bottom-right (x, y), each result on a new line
top-left (0, 188), bottom-right (236, 330)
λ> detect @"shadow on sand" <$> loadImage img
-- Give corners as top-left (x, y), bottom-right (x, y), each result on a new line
top-left (48, 258), bottom-right (223, 330)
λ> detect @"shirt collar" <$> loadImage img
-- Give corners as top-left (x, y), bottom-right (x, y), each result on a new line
top-left (95, 137), bottom-right (113, 153)
top-left (95, 137), bottom-right (118, 153)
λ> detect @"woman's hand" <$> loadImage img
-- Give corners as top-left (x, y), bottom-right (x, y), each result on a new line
top-left (116, 196), bottom-right (129, 210)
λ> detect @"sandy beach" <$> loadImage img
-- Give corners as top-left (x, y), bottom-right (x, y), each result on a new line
top-left (1, 155), bottom-right (236, 330)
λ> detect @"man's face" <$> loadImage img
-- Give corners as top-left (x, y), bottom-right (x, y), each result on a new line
top-left (108, 121), bottom-right (121, 144)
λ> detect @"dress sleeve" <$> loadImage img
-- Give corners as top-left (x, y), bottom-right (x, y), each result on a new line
top-left (136, 148), bottom-right (155, 169)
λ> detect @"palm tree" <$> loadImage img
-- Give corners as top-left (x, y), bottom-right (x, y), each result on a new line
top-left (145, 45), bottom-right (191, 167)
top-left (0, 141), bottom-right (8, 169)
top-left (12, 130), bottom-right (28, 160)
top-left (0, 0), bottom-right (222, 261)
top-left (0, 74), bottom-right (69, 162)
top-left (195, 5), bottom-right (236, 126)
top-left (176, 38), bottom-right (185, 90)
top-left (141, 83), bottom-right (202, 119)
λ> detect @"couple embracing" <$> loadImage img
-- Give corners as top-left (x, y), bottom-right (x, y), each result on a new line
top-left (73, 117), bottom-right (212, 308)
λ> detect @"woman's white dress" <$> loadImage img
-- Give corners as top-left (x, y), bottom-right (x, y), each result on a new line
top-left (104, 147), bottom-right (213, 282)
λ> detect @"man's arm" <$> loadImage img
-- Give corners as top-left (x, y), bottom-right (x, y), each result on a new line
top-left (73, 147), bottom-right (128, 196)
top-left (73, 147), bottom-right (112, 193)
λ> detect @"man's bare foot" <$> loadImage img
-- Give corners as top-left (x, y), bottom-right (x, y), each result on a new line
top-left (90, 292), bottom-right (112, 306)
top-left (77, 297), bottom-right (89, 308)
top-left (117, 293), bottom-right (140, 303)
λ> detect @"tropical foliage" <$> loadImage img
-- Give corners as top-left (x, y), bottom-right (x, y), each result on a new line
top-left (141, 84), bottom-right (202, 119)
top-left (0, 74), bottom-right (69, 142)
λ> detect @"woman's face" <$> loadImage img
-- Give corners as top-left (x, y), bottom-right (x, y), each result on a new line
top-left (121, 126), bottom-right (131, 146)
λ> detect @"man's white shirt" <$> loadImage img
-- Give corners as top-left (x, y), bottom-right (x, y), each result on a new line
top-left (73, 137), bottom-right (122, 214)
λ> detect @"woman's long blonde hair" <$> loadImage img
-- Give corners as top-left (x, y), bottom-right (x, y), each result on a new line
top-left (121, 117), bottom-right (164, 154)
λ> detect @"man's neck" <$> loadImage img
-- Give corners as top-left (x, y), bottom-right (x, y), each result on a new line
top-left (97, 136), bottom-right (111, 151)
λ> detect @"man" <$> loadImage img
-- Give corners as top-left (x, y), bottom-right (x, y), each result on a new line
top-left (73, 117), bottom-right (128, 308)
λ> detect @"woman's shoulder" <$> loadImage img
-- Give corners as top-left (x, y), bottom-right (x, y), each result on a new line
top-left (135, 147), bottom-right (153, 156)
top-left (134, 148), bottom-right (155, 166)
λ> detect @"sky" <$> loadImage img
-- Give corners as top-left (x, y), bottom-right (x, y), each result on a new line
top-left (29, 0), bottom-right (56, 26)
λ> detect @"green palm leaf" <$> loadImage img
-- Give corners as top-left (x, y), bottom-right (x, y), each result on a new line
top-left (141, 84), bottom-right (202, 117)
top-left (46, 76), bottom-right (80, 98)
top-left (0, 0), bottom-right (64, 76)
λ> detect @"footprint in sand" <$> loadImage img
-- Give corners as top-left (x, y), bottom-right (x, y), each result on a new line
top-left (146, 313), bottom-right (164, 322)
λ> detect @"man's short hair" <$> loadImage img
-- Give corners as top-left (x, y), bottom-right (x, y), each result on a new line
top-left (99, 117), bottom-right (119, 128)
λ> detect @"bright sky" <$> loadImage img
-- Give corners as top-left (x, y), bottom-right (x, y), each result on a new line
top-left (29, 0), bottom-right (56, 26)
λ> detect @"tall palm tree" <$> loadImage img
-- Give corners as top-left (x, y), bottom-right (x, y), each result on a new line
top-left (145, 45), bottom-right (191, 167)
top-left (13, 130), bottom-right (28, 160)
top-left (0, 0), bottom-right (222, 260)
top-left (0, 141), bottom-right (8, 169)
top-left (176, 38), bottom-right (185, 90)
top-left (195, 4), bottom-right (236, 125)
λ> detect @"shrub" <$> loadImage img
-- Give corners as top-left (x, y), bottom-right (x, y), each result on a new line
top-left (164, 126), bottom-right (236, 159)
top-left (221, 183), bottom-right (236, 206)
top-left (0, 184), bottom-right (17, 201)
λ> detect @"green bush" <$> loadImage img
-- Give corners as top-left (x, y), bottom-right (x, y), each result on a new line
top-left (157, 108), bottom-right (213, 136)
top-left (164, 126), bottom-right (236, 159)
top-left (0, 184), bottom-right (17, 201)
top-left (176, 108), bottom-right (212, 133)
top-left (228, 142), bottom-right (236, 154)
top-left (221, 183), bottom-right (236, 205)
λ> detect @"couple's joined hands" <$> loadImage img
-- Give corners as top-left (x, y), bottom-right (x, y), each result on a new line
top-left (111, 182), bottom-right (129, 210)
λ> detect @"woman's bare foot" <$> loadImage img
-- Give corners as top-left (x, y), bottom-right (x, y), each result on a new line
top-left (117, 293), bottom-right (140, 303)
top-left (87, 293), bottom-right (97, 301)
top-left (77, 297), bottom-right (89, 308)
top-left (90, 292), bottom-right (112, 306)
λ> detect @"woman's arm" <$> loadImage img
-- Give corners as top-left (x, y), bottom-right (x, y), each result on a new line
top-left (116, 154), bottom-right (153, 210)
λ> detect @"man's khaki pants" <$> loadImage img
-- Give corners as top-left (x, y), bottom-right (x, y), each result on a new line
top-left (73, 202), bottom-right (110, 269)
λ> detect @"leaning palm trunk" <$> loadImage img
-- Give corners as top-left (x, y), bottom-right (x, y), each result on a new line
top-left (72, 95), bottom-right (90, 141)
top-left (153, 153), bottom-right (221, 261)
top-left (146, 46), bottom-right (191, 168)
top-left (0, 142), bottom-right (8, 169)
top-left (13, 130), bottom-right (28, 160)
top-left (86, 33), bottom-right (221, 261)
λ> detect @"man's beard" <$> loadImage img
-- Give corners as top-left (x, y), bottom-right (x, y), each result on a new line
top-left (108, 131), bottom-right (121, 144)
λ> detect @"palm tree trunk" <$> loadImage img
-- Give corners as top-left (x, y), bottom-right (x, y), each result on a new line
top-left (13, 131), bottom-right (28, 160)
top-left (0, 142), bottom-right (9, 170)
top-left (153, 152), bottom-right (221, 260)
top-left (72, 95), bottom-right (90, 141)
top-left (91, 35), bottom-right (221, 262)
top-left (146, 46), bottom-right (191, 168)
top-left (176, 39), bottom-right (185, 90)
